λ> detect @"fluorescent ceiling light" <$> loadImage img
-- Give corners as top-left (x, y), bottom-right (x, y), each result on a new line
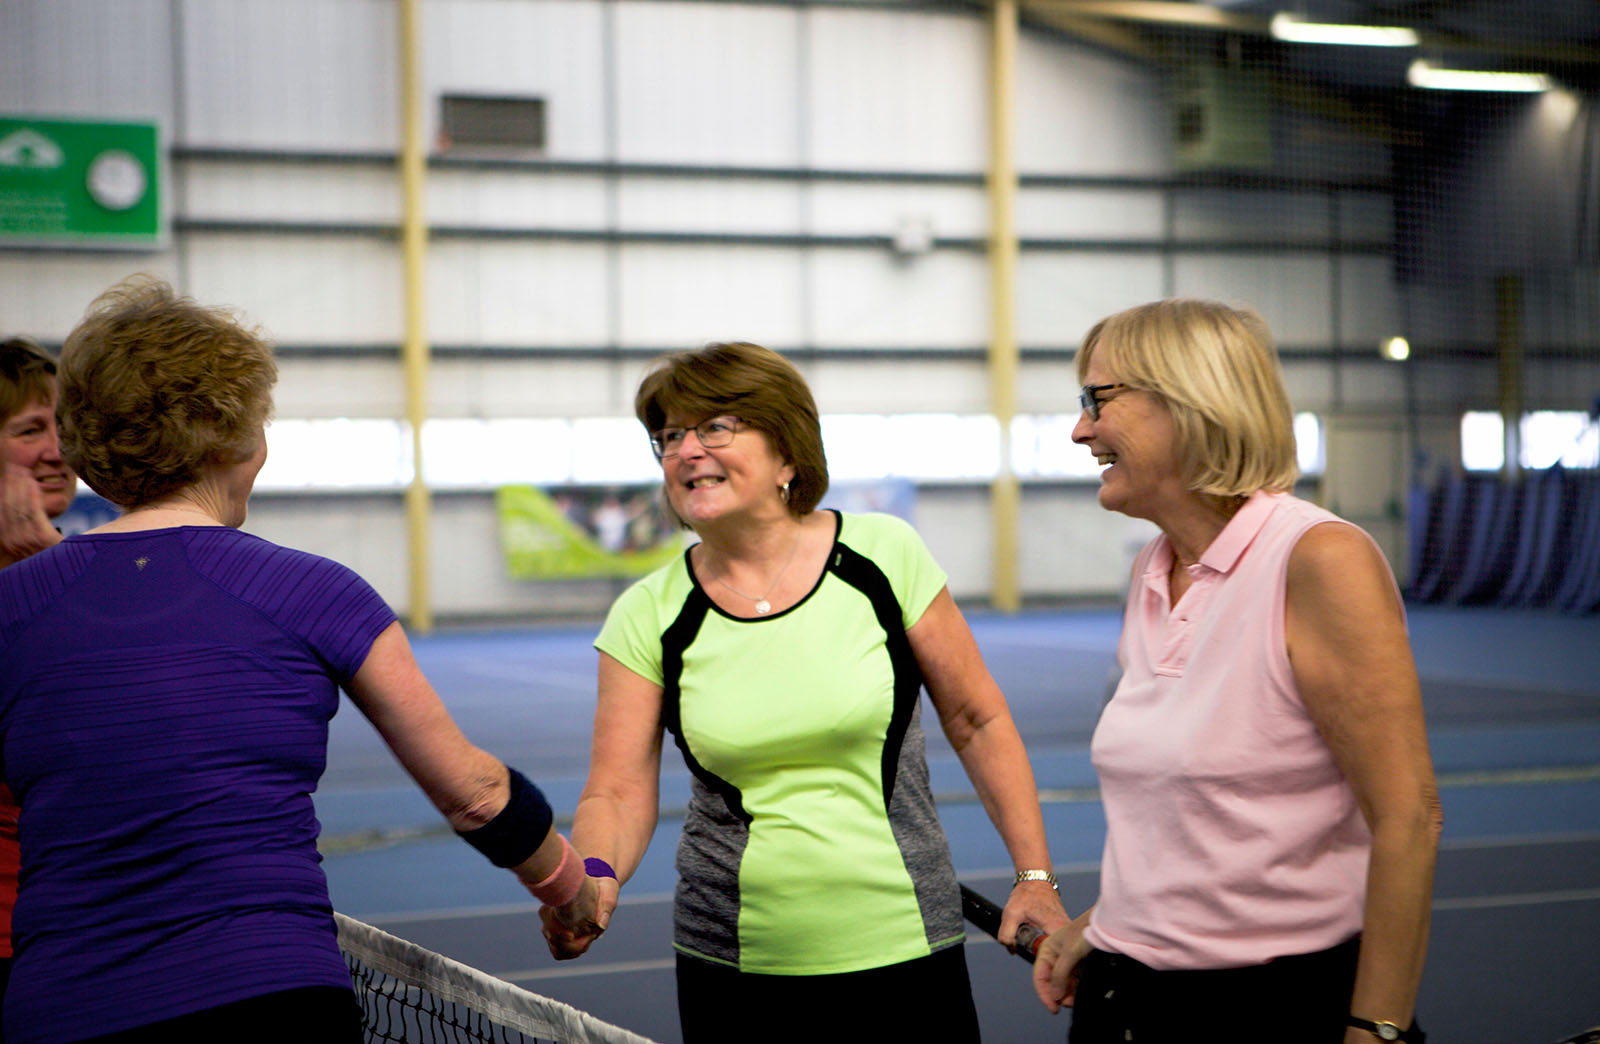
top-left (1269, 12), bottom-right (1418, 46)
top-left (1407, 60), bottom-right (1553, 92)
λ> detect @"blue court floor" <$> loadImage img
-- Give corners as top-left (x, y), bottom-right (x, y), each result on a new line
top-left (319, 604), bottom-right (1600, 1044)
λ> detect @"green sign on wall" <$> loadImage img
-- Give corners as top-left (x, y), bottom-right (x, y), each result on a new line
top-left (0, 117), bottom-right (163, 248)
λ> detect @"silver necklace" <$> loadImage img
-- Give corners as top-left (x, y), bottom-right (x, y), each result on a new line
top-left (712, 530), bottom-right (802, 615)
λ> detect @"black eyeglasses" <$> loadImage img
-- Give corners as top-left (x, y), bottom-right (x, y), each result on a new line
top-left (649, 415), bottom-right (744, 460)
top-left (1079, 383), bottom-right (1130, 422)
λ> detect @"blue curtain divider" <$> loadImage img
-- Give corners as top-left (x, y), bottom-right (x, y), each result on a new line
top-left (1408, 469), bottom-right (1470, 604)
top-left (1407, 467), bottom-right (1600, 615)
top-left (1552, 473), bottom-right (1600, 613)
top-left (1439, 474), bottom-right (1520, 606)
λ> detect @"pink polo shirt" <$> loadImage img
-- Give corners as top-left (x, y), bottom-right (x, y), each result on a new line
top-left (1083, 491), bottom-right (1375, 970)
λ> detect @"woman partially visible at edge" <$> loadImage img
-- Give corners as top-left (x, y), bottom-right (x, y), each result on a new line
top-left (1032, 299), bottom-right (1442, 1044)
top-left (0, 278), bottom-right (599, 1043)
top-left (546, 342), bottom-right (1070, 1042)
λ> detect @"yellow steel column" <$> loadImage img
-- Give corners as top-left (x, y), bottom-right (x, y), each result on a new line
top-left (988, 0), bottom-right (1021, 612)
top-left (398, 0), bottom-right (433, 632)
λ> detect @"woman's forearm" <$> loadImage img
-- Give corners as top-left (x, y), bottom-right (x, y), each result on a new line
top-left (571, 783), bottom-right (660, 884)
top-left (1347, 801), bottom-right (1442, 1033)
top-left (953, 713), bottom-right (1053, 870)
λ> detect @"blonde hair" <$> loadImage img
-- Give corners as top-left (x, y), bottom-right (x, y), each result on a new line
top-left (635, 341), bottom-right (828, 518)
top-left (58, 276), bottom-right (277, 508)
top-left (1078, 299), bottom-right (1298, 496)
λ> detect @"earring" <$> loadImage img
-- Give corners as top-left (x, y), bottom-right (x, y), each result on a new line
top-left (780, 481), bottom-right (791, 503)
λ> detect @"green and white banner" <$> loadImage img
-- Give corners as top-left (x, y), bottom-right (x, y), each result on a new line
top-left (497, 484), bottom-right (684, 579)
top-left (0, 116), bottom-right (163, 248)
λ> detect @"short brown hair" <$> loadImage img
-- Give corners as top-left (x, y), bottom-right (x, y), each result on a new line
top-left (1078, 299), bottom-right (1298, 496)
top-left (634, 341), bottom-right (828, 517)
top-left (58, 276), bottom-right (278, 508)
top-left (0, 337), bottom-right (58, 423)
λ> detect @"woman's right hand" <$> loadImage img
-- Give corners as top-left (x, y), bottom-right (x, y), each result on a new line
top-left (539, 875), bottom-right (615, 960)
top-left (1031, 909), bottom-right (1095, 1013)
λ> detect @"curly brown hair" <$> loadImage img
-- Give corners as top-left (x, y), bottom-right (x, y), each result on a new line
top-left (57, 276), bottom-right (278, 508)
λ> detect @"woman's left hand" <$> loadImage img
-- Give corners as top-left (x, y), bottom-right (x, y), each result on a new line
top-left (1031, 906), bottom-right (1096, 1013)
top-left (1000, 878), bottom-right (1071, 955)
top-left (0, 461), bottom-right (61, 566)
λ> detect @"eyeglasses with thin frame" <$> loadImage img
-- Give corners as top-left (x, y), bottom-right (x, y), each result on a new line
top-left (649, 415), bottom-right (745, 460)
top-left (1079, 383), bottom-right (1130, 422)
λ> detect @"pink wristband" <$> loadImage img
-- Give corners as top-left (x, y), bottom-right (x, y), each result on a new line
top-left (528, 834), bottom-right (586, 907)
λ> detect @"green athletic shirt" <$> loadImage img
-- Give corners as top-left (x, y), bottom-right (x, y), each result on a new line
top-left (595, 510), bottom-right (966, 975)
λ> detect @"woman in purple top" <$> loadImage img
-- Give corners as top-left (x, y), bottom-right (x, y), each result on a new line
top-left (0, 279), bottom-right (602, 1044)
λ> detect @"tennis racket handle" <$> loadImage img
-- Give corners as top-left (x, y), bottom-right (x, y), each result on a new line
top-left (1014, 922), bottom-right (1046, 960)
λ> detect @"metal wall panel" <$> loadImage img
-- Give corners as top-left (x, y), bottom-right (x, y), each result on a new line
top-left (617, 177), bottom-right (805, 234)
top-left (1017, 187), bottom-right (1165, 241)
top-left (616, 243), bottom-right (806, 346)
top-left (808, 248), bottom-right (987, 348)
top-left (1014, 31), bottom-right (1169, 176)
top-left (1173, 253), bottom-right (1335, 347)
top-left (0, 254), bottom-right (180, 339)
top-left (613, 2), bottom-right (802, 165)
top-left (0, 0), bottom-right (175, 121)
top-left (809, 181), bottom-right (985, 240)
top-left (427, 239), bottom-right (613, 346)
top-left (1015, 253), bottom-right (1166, 348)
top-left (430, 169), bottom-right (612, 230)
top-left (181, 161), bottom-right (399, 223)
top-left (806, 8), bottom-right (988, 171)
top-left (181, 0), bottom-right (398, 149)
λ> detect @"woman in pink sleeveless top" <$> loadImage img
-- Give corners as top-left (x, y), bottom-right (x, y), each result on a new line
top-left (1033, 300), bottom-right (1441, 1044)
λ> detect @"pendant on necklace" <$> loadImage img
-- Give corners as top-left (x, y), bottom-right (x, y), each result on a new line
top-left (754, 599), bottom-right (772, 615)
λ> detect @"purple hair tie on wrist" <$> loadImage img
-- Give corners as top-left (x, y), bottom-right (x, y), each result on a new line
top-left (584, 857), bottom-right (617, 880)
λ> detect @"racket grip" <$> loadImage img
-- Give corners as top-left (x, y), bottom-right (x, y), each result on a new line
top-left (1014, 922), bottom-right (1045, 963)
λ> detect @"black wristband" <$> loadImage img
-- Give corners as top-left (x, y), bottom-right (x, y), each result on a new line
top-left (455, 766), bottom-right (554, 868)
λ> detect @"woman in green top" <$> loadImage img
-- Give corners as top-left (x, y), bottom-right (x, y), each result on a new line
top-left (547, 342), bottom-right (1067, 1043)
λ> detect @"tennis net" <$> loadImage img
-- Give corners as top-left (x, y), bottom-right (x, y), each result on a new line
top-left (336, 913), bottom-right (661, 1044)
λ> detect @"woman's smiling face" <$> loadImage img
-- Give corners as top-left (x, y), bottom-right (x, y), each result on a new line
top-left (659, 414), bottom-right (795, 530)
top-left (1071, 362), bottom-right (1185, 523)
top-left (2, 394), bottom-right (76, 518)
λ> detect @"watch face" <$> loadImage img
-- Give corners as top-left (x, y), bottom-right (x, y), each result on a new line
top-left (1376, 1024), bottom-right (1402, 1042)
top-left (86, 149), bottom-right (148, 211)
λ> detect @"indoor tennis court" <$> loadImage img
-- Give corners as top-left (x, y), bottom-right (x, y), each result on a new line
top-left (7, 1), bottom-right (1600, 1041)
top-left (318, 605), bottom-right (1600, 1044)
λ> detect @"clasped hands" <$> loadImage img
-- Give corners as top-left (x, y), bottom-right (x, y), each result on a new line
top-left (539, 875), bottom-right (616, 961)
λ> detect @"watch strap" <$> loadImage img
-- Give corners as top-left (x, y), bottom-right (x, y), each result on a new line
top-left (1348, 1017), bottom-right (1425, 1043)
top-left (1013, 868), bottom-right (1058, 891)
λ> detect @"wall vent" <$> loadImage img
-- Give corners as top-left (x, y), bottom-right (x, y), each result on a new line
top-left (439, 95), bottom-right (546, 151)
top-left (1173, 64), bottom-right (1272, 172)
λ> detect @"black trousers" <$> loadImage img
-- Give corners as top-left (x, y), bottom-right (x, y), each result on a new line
top-left (677, 943), bottom-right (981, 1044)
top-left (1068, 936), bottom-right (1362, 1044)
top-left (72, 986), bottom-right (363, 1044)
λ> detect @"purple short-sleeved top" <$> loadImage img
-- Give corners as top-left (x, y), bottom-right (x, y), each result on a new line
top-left (0, 526), bottom-right (396, 1042)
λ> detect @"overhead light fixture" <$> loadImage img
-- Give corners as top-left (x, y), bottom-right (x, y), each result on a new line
top-left (1269, 12), bottom-right (1418, 47)
top-left (1380, 336), bottom-right (1410, 362)
top-left (1407, 60), bottom-right (1553, 92)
